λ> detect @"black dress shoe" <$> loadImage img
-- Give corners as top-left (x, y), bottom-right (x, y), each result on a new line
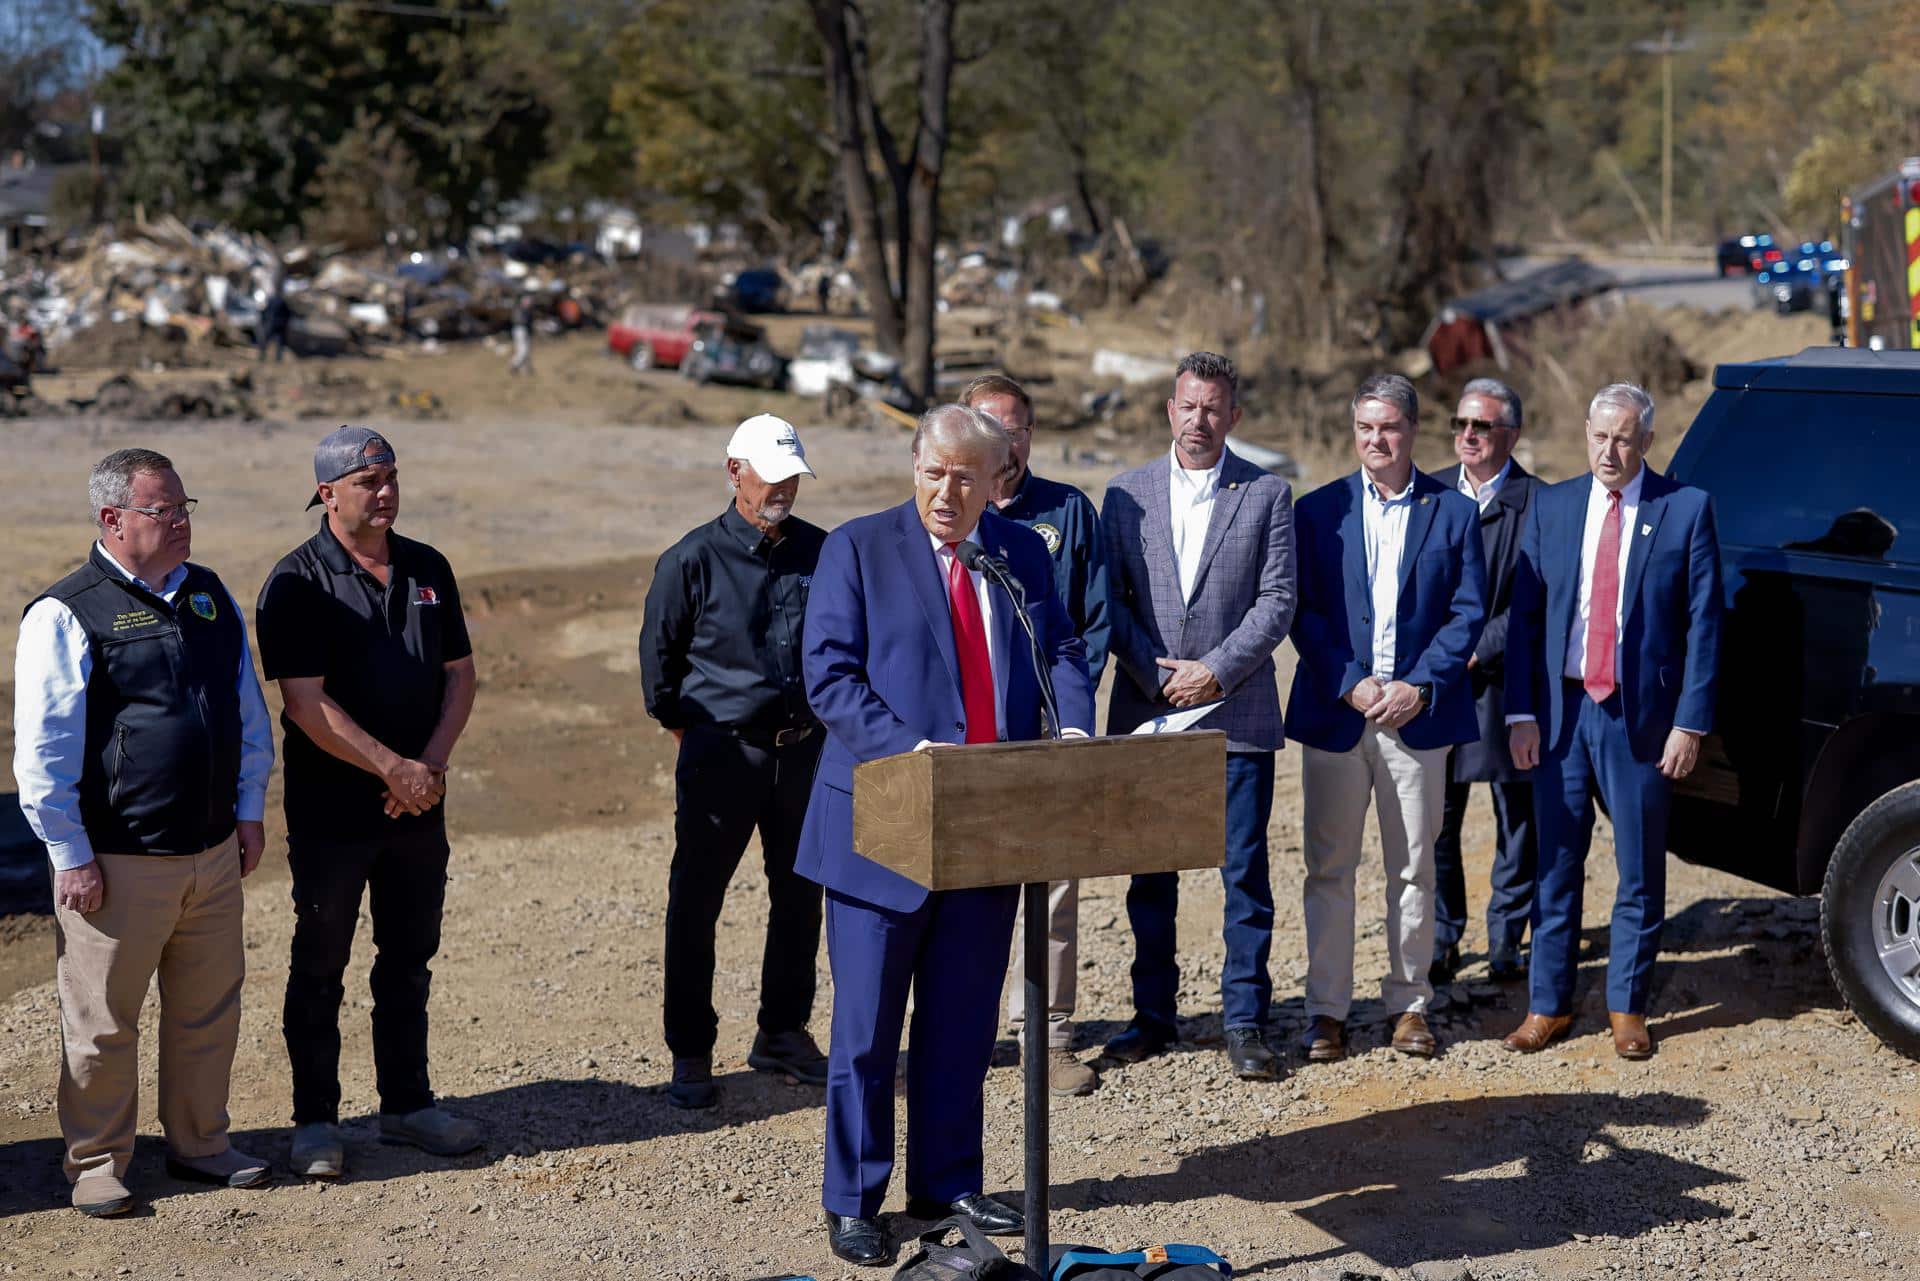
top-left (905, 1192), bottom-right (1024, 1236)
top-left (1100, 1020), bottom-right (1173, 1065)
top-left (825, 1212), bottom-right (894, 1267)
top-left (748, 1028), bottom-right (829, 1086)
top-left (1428, 943), bottom-right (1461, 985)
top-left (1223, 1026), bottom-right (1282, 1081)
top-left (667, 1056), bottom-right (716, 1110)
top-left (1487, 950), bottom-right (1526, 982)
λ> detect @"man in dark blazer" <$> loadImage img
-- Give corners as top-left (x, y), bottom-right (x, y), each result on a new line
top-left (1430, 378), bottom-right (1540, 984)
top-left (1505, 382), bottom-right (1721, 1061)
top-left (1100, 351), bottom-right (1297, 1081)
top-left (797, 404), bottom-right (1093, 1267)
top-left (1286, 373), bottom-right (1486, 1063)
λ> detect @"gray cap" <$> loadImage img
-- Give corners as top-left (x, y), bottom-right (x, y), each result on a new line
top-left (306, 425), bottom-right (396, 509)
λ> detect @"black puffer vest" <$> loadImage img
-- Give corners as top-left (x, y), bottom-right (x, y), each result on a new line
top-left (29, 547), bottom-right (245, 855)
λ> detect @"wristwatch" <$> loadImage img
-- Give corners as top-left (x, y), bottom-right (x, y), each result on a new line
top-left (1414, 683), bottom-right (1434, 708)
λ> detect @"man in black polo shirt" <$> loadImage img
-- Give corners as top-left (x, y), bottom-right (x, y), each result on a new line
top-left (256, 425), bottom-right (480, 1178)
top-left (640, 413), bottom-right (828, 1109)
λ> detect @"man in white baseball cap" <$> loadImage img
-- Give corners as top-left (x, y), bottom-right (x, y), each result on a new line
top-left (639, 413), bottom-right (829, 1108)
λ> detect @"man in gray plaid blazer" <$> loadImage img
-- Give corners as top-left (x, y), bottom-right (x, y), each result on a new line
top-left (1099, 351), bottom-right (1298, 1081)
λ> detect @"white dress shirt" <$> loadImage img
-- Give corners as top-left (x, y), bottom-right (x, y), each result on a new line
top-left (13, 544), bottom-right (275, 871)
top-left (1362, 471), bottom-right (1418, 681)
top-left (1168, 445), bottom-right (1225, 604)
top-left (1458, 457), bottom-right (1513, 512)
top-left (928, 527), bottom-right (1006, 740)
top-left (1564, 468), bottom-right (1643, 682)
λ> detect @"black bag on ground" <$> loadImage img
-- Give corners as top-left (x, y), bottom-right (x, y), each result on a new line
top-left (892, 1216), bottom-right (1043, 1281)
top-left (1047, 1243), bottom-right (1232, 1280)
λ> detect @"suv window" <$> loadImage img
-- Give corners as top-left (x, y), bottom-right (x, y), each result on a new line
top-left (1688, 391), bottom-right (1920, 564)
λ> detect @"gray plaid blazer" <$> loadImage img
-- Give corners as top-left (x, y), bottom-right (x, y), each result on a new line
top-left (1103, 449), bottom-right (1297, 751)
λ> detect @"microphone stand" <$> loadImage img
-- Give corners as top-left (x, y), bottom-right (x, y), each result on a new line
top-left (963, 543), bottom-right (1061, 1275)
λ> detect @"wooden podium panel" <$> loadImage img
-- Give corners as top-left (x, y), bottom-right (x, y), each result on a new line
top-left (852, 731), bottom-right (1227, 890)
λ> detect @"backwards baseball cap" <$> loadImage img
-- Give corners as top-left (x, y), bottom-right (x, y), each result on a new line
top-left (726, 413), bottom-right (815, 483)
top-left (305, 425), bottom-right (397, 509)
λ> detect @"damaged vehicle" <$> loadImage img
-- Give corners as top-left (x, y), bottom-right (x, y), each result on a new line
top-left (679, 315), bottom-right (788, 390)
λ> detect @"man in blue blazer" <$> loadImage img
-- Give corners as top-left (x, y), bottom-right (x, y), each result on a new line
top-left (1286, 374), bottom-right (1486, 1063)
top-left (1504, 382), bottom-right (1721, 1061)
top-left (797, 404), bottom-right (1094, 1268)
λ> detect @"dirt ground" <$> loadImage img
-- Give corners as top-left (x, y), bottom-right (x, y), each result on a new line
top-left (3, 318), bottom-right (1914, 1281)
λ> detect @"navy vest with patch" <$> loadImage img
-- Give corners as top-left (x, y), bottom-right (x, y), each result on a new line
top-left (30, 547), bottom-right (245, 856)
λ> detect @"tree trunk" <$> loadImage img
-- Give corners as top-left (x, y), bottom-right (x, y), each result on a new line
top-left (809, 0), bottom-right (902, 358)
top-left (900, 0), bottom-right (955, 407)
top-left (1287, 3), bottom-right (1336, 350)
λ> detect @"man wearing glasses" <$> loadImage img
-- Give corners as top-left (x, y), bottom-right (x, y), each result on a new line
top-left (1430, 379), bottom-right (1540, 985)
top-left (256, 426), bottom-right (481, 1178)
top-left (14, 448), bottom-right (276, 1216)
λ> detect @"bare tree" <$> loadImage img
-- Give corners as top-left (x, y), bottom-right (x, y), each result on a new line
top-left (809, 0), bottom-right (957, 407)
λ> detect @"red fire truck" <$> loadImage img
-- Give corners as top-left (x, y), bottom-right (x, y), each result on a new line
top-left (1842, 157), bottom-right (1920, 350)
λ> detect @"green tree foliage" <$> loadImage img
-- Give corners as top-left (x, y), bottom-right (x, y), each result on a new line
top-left (87, 0), bottom-right (545, 240)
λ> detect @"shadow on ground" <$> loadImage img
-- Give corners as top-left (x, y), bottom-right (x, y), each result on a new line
top-left (1053, 1090), bottom-right (1732, 1275)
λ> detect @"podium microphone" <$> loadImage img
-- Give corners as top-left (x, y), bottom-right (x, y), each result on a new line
top-left (954, 539), bottom-right (1061, 742)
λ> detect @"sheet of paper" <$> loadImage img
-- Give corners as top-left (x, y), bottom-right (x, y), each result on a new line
top-left (1128, 699), bottom-right (1227, 736)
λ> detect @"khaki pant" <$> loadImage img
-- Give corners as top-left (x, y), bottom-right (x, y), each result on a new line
top-left (1301, 725), bottom-right (1447, 1021)
top-left (54, 836), bottom-right (245, 1182)
top-left (1005, 878), bottom-right (1078, 1049)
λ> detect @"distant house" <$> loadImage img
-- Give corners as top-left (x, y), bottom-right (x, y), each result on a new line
top-left (0, 158), bottom-right (73, 263)
top-left (1422, 258), bottom-right (1619, 375)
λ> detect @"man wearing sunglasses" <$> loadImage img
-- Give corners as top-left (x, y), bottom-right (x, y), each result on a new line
top-left (14, 448), bottom-right (276, 1216)
top-left (1430, 379), bottom-right (1540, 986)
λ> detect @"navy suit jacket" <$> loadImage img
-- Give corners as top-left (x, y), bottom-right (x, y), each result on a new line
top-left (1506, 467), bottom-right (1722, 763)
top-left (1285, 470), bottom-right (1488, 754)
top-left (797, 500), bottom-right (1094, 912)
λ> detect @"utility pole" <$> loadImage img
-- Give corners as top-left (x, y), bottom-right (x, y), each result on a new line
top-left (1632, 30), bottom-right (1695, 247)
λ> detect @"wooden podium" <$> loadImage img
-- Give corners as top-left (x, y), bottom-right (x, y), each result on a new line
top-left (853, 730), bottom-right (1228, 1268)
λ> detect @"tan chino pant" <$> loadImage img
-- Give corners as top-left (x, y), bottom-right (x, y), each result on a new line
top-left (54, 835), bottom-right (245, 1182)
top-left (1005, 878), bottom-right (1078, 1049)
top-left (1301, 725), bottom-right (1448, 1022)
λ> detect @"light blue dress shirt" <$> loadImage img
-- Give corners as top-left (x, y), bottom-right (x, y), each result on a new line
top-left (12, 544), bottom-right (274, 871)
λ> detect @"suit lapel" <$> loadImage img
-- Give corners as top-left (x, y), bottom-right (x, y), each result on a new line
top-left (1396, 472), bottom-right (1440, 599)
top-left (1191, 456), bottom-right (1250, 598)
top-left (1340, 473), bottom-right (1368, 622)
top-left (1621, 470), bottom-right (1670, 626)
top-left (1139, 458), bottom-right (1181, 606)
top-left (978, 511), bottom-right (1020, 708)
top-left (892, 502), bottom-right (963, 694)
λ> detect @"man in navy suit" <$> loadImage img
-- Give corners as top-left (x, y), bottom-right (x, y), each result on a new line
top-left (1504, 382), bottom-right (1721, 1060)
top-left (1287, 373), bottom-right (1486, 1064)
top-left (797, 404), bottom-right (1094, 1267)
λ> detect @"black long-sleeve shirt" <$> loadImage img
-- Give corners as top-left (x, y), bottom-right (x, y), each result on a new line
top-left (640, 505), bottom-right (826, 732)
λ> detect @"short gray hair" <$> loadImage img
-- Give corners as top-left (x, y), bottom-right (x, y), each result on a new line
top-left (1352, 372), bottom-right (1419, 425)
top-left (89, 448), bottom-right (174, 530)
top-left (1174, 351), bottom-right (1238, 405)
top-left (1460, 376), bottom-right (1523, 430)
top-left (1588, 382), bottom-right (1655, 437)
top-left (911, 403), bottom-right (1010, 470)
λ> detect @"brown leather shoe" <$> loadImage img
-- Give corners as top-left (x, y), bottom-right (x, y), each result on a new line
top-left (1390, 1011), bottom-right (1438, 1058)
top-left (1609, 1011), bottom-right (1654, 1060)
top-left (1502, 1012), bottom-right (1573, 1053)
top-left (1300, 1016), bottom-right (1346, 1063)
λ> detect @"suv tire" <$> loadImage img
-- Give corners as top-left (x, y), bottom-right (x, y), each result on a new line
top-left (1821, 781), bottom-right (1920, 1060)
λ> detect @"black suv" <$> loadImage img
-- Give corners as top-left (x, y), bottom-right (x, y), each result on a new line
top-left (1666, 347), bottom-right (1920, 1059)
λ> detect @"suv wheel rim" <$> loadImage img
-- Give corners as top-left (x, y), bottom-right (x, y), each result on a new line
top-left (1871, 845), bottom-right (1920, 1005)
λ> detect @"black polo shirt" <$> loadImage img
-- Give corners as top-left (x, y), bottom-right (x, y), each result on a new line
top-left (256, 518), bottom-right (472, 836)
top-left (640, 505), bottom-right (824, 732)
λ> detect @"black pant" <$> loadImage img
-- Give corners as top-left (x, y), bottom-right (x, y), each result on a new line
top-left (663, 724), bottom-right (823, 1059)
top-left (1432, 776), bottom-right (1538, 960)
top-left (284, 825), bottom-right (450, 1124)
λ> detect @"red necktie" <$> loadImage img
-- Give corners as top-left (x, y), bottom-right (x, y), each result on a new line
top-left (945, 546), bottom-right (998, 743)
top-left (1584, 489), bottom-right (1623, 702)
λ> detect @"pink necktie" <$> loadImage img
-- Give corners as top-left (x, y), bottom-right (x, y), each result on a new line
top-left (1584, 489), bottom-right (1622, 702)
top-left (945, 547), bottom-right (998, 743)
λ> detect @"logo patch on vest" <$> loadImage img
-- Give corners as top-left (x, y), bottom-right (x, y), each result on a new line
top-left (416, 586), bottom-right (440, 605)
top-left (188, 592), bottom-right (217, 621)
top-left (111, 608), bottom-right (161, 633)
top-left (1033, 522), bottom-right (1062, 555)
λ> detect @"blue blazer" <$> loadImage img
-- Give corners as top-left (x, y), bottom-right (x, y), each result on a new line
top-left (1506, 467), bottom-right (1722, 762)
top-left (797, 500), bottom-right (1094, 912)
top-left (1285, 470), bottom-right (1487, 753)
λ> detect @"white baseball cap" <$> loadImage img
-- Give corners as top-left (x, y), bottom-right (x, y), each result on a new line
top-left (726, 413), bottom-right (816, 483)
